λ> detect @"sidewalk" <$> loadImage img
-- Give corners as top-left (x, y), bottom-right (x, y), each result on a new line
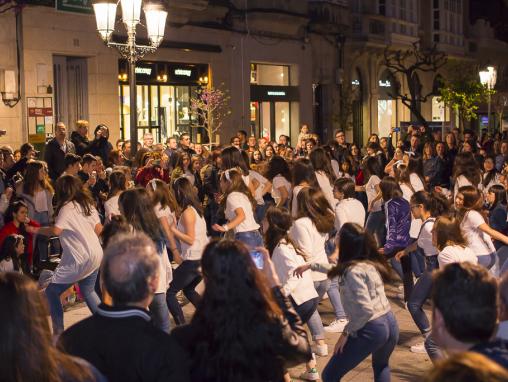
top-left (64, 284), bottom-right (432, 381)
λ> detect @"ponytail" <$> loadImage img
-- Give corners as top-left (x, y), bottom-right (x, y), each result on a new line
top-left (411, 190), bottom-right (449, 217)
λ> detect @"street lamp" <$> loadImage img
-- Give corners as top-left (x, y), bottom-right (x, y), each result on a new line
top-left (479, 65), bottom-right (497, 132)
top-left (93, 0), bottom-right (167, 157)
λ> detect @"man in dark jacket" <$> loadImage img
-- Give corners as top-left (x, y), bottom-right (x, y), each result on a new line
top-left (44, 122), bottom-right (76, 182)
top-left (5, 142), bottom-right (37, 181)
top-left (71, 119), bottom-right (91, 157)
top-left (58, 232), bottom-right (190, 382)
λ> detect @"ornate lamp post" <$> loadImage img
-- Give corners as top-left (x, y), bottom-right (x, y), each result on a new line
top-left (479, 66), bottom-right (497, 133)
top-left (93, 0), bottom-right (167, 157)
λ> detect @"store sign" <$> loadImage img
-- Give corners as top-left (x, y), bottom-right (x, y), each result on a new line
top-left (379, 80), bottom-right (391, 87)
top-left (135, 67), bottom-right (153, 75)
top-left (56, 0), bottom-right (93, 14)
top-left (267, 91), bottom-right (286, 96)
top-left (28, 107), bottom-right (53, 117)
top-left (351, 79), bottom-right (360, 86)
top-left (174, 69), bottom-right (192, 77)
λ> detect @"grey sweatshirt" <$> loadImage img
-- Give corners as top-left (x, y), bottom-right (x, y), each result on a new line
top-left (310, 261), bottom-right (391, 337)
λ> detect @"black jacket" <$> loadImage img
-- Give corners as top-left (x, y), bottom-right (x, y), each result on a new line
top-left (58, 304), bottom-right (190, 382)
top-left (71, 131), bottom-right (91, 157)
top-left (44, 138), bottom-right (76, 181)
top-left (90, 138), bottom-right (113, 167)
top-left (170, 287), bottom-right (312, 382)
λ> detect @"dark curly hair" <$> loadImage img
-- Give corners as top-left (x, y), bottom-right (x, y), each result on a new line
top-left (189, 239), bottom-right (287, 382)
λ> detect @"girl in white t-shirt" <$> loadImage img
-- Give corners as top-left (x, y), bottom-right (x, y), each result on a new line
top-left (394, 191), bottom-right (448, 357)
top-left (212, 169), bottom-right (263, 248)
top-left (310, 147), bottom-right (337, 209)
top-left (104, 170), bottom-right (127, 223)
top-left (356, 156), bottom-right (384, 246)
top-left (146, 178), bottom-right (180, 260)
top-left (433, 215), bottom-right (478, 268)
top-left (36, 175), bottom-right (103, 335)
top-left (264, 206), bottom-right (320, 381)
top-left (456, 185), bottom-right (508, 276)
top-left (168, 177), bottom-right (209, 325)
top-left (266, 156), bottom-right (292, 208)
top-left (119, 188), bottom-right (172, 333)
top-left (452, 152), bottom-right (482, 201)
top-left (290, 158), bottom-right (319, 218)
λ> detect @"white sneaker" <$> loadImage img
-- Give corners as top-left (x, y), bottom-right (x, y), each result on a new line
top-left (410, 342), bottom-right (427, 354)
top-left (324, 319), bottom-right (348, 333)
top-left (300, 368), bottom-right (320, 381)
top-left (312, 343), bottom-right (328, 357)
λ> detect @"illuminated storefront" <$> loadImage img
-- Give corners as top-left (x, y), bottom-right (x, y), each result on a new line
top-left (249, 63), bottom-right (299, 141)
top-left (118, 60), bottom-right (209, 142)
top-left (377, 70), bottom-right (396, 138)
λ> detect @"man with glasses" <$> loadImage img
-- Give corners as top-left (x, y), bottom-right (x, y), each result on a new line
top-left (334, 130), bottom-right (349, 162)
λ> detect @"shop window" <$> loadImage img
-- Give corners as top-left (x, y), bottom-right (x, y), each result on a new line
top-left (250, 64), bottom-right (289, 86)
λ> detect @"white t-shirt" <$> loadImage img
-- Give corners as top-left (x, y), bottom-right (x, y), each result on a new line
top-left (409, 173), bottom-right (425, 192)
top-left (366, 175), bottom-right (382, 212)
top-left (176, 206), bottom-right (208, 261)
top-left (438, 245), bottom-right (478, 268)
top-left (272, 175), bottom-right (292, 206)
top-left (315, 171), bottom-right (336, 209)
top-left (460, 210), bottom-right (496, 257)
top-left (454, 174), bottom-right (474, 200)
top-left (34, 190), bottom-right (49, 213)
top-left (400, 182), bottom-right (422, 239)
top-left (225, 191), bottom-right (260, 233)
top-left (334, 198), bottom-right (365, 232)
top-left (104, 195), bottom-right (121, 223)
top-left (53, 202), bottom-right (103, 284)
top-left (272, 241), bottom-right (318, 306)
top-left (289, 217), bottom-right (328, 282)
top-left (417, 218), bottom-right (438, 256)
top-left (248, 170), bottom-right (269, 205)
top-left (154, 203), bottom-right (176, 226)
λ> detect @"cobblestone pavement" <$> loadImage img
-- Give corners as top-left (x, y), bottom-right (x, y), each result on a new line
top-left (63, 284), bottom-right (432, 381)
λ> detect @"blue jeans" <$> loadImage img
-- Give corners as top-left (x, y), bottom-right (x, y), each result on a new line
top-left (388, 248), bottom-right (413, 302)
top-left (149, 293), bottom-right (171, 333)
top-left (322, 312), bottom-right (399, 382)
top-left (166, 260), bottom-right (202, 325)
top-left (254, 203), bottom-right (268, 224)
top-left (407, 256), bottom-right (441, 360)
top-left (498, 246), bottom-right (508, 271)
top-left (45, 269), bottom-right (100, 335)
top-left (410, 247), bottom-right (426, 279)
top-left (365, 210), bottom-right (386, 247)
top-left (292, 296), bottom-right (319, 324)
top-left (235, 230), bottom-right (263, 249)
top-left (478, 252), bottom-right (499, 277)
top-left (328, 276), bottom-right (347, 320)
top-left (307, 279), bottom-right (329, 341)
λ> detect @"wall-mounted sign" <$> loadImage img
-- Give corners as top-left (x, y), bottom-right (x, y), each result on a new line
top-left (174, 69), bottom-right (192, 77)
top-left (351, 79), bottom-right (360, 86)
top-left (56, 0), bottom-right (93, 14)
top-left (379, 80), bottom-right (391, 87)
top-left (135, 67), bottom-right (152, 75)
top-left (28, 107), bottom-right (53, 117)
top-left (251, 85), bottom-right (299, 102)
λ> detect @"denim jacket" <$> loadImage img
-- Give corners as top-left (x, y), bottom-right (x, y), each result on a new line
top-left (383, 197), bottom-right (411, 254)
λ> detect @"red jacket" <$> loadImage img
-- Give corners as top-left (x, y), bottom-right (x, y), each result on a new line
top-left (0, 220), bottom-right (41, 267)
top-left (135, 166), bottom-right (169, 187)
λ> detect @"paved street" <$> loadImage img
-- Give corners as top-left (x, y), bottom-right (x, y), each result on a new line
top-left (63, 283), bottom-right (432, 381)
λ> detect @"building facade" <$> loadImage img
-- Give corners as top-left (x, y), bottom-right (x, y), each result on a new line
top-left (0, 0), bottom-right (506, 149)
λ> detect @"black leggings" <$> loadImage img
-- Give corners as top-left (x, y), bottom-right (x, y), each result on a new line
top-left (166, 260), bottom-right (202, 325)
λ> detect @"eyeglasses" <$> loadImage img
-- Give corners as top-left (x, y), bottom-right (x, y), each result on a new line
top-left (410, 204), bottom-right (421, 209)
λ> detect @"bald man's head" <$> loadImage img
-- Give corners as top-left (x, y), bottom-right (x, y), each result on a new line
top-left (101, 232), bottom-right (159, 306)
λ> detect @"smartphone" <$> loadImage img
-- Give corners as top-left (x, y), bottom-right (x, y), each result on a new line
top-left (250, 250), bottom-right (264, 270)
top-left (392, 127), bottom-right (401, 133)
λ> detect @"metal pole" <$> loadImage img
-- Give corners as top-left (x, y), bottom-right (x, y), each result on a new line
top-left (128, 31), bottom-right (138, 159)
top-left (487, 89), bottom-right (492, 134)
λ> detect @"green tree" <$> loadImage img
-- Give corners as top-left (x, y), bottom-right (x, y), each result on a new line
top-left (438, 60), bottom-right (495, 132)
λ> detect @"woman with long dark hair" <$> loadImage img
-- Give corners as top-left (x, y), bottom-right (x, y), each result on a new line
top-left (36, 175), bottom-right (103, 335)
top-left (119, 188), bottom-right (172, 333)
top-left (456, 185), bottom-right (508, 276)
top-left (453, 152), bottom-right (482, 200)
top-left (0, 200), bottom-right (39, 272)
top-left (481, 156), bottom-right (502, 199)
top-left (170, 239), bottom-right (311, 382)
top-left (19, 160), bottom-right (54, 225)
top-left (290, 158), bottom-right (319, 218)
top-left (212, 169), bottom-right (262, 248)
top-left (264, 206), bottom-right (320, 380)
top-left (266, 155), bottom-right (292, 208)
top-left (487, 184), bottom-right (508, 252)
top-left (290, 187), bottom-right (334, 357)
top-left (104, 170), bottom-right (127, 222)
top-left (0, 234), bottom-right (25, 273)
top-left (295, 224), bottom-right (398, 382)
top-left (167, 177), bottom-right (208, 325)
top-left (0, 273), bottom-right (104, 382)
top-left (310, 147), bottom-right (336, 208)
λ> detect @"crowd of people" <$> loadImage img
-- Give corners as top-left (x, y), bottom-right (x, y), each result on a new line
top-left (2, 119), bottom-right (508, 381)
